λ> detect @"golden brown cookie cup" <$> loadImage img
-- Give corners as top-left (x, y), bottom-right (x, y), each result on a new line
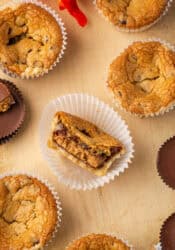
top-left (0, 0), bottom-right (67, 79)
top-left (107, 39), bottom-right (175, 118)
top-left (65, 233), bottom-right (133, 250)
top-left (94, 0), bottom-right (173, 32)
top-left (0, 172), bottom-right (62, 249)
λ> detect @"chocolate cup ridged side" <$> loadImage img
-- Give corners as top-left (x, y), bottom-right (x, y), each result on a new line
top-left (0, 79), bottom-right (26, 144)
top-left (160, 213), bottom-right (175, 250)
top-left (157, 136), bottom-right (175, 190)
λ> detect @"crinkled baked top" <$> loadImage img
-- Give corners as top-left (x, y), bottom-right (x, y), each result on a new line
top-left (108, 41), bottom-right (175, 116)
top-left (96, 0), bottom-right (168, 29)
top-left (66, 234), bottom-right (130, 250)
top-left (0, 3), bottom-right (63, 77)
top-left (0, 175), bottom-right (57, 250)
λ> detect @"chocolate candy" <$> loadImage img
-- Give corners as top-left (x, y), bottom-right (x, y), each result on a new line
top-left (160, 213), bottom-right (175, 250)
top-left (0, 80), bottom-right (25, 143)
top-left (157, 136), bottom-right (175, 189)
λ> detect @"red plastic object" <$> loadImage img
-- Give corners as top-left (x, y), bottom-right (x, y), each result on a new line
top-left (59, 0), bottom-right (88, 27)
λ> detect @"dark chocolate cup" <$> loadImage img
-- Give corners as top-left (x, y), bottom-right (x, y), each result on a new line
top-left (0, 79), bottom-right (26, 144)
top-left (160, 213), bottom-right (175, 250)
top-left (157, 136), bottom-right (175, 190)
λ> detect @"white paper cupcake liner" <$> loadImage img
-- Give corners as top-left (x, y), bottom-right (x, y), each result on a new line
top-left (0, 170), bottom-right (62, 249)
top-left (107, 38), bottom-right (175, 118)
top-left (93, 0), bottom-right (173, 32)
top-left (0, 0), bottom-right (67, 79)
top-left (65, 233), bottom-right (134, 249)
top-left (154, 243), bottom-right (161, 250)
top-left (39, 93), bottom-right (134, 191)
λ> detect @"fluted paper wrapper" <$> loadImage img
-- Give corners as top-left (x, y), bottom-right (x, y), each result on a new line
top-left (65, 233), bottom-right (134, 249)
top-left (93, 0), bottom-right (173, 32)
top-left (0, 171), bottom-right (62, 249)
top-left (39, 93), bottom-right (134, 191)
top-left (108, 38), bottom-right (175, 118)
top-left (154, 243), bottom-right (161, 250)
top-left (0, 0), bottom-right (67, 79)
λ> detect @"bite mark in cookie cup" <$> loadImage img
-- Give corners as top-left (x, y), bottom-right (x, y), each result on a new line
top-left (94, 0), bottom-right (173, 32)
top-left (107, 39), bottom-right (175, 118)
top-left (39, 93), bottom-right (134, 190)
top-left (0, 171), bottom-right (62, 249)
top-left (0, 0), bottom-right (67, 79)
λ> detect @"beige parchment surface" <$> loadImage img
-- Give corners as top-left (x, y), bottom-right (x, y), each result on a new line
top-left (0, 0), bottom-right (175, 249)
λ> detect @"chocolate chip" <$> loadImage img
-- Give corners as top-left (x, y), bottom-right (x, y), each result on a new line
top-left (110, 146), bottom-right (121, 155)
top-left (8, 27), bottom-right (12, 35)
top-left (70, 136), bottom-right (79, 143)
top-left (118, 91), bottom-right (122, 97)
top-left (80, 142), bottom-right (89, 150)
top-left (7, 33), bottom-right (26, 46)
top-left (27, 49), bottom-right (32, 53)
top-left (32, 239), bottom-right (40, 246)
top-left (80, 129), bottom-right (91, 137)
top-left (119, 20), bottom-right (127, 25)
top-left (54, 127), bottom-right (67, 136)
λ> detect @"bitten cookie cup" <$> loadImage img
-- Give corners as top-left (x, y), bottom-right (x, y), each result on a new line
top-left (107, 39), bottom-right (175, 118)
top-left (94, 0), bottom-right (173, 32)
top-left (0, 79), bottom-right (25, 144)
top-left (39, 93), bottom-right (134, 191)
top-left (65, 233), bottom-right (133, 250)
top-left (48, 111), bottom-right (126, 177)
top-left (0, 0), bottom-right (67, 79)
top-left (0, 172), bottom-right (62, 250)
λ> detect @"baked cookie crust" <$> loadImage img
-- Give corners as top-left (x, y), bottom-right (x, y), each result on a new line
top-left (48, 111), bottom-right (125, 176)
top-left (96, 0), bottom-right (168, 29)
top-left (0, 3), bottom-right (63, 77)
top-left (66, 234), bottom-right (131, 250)
top-left (0, 82), bottom-right (15, 112)
top-left (0, 175), bottom-right (57, 250)
top-left (108, 41), bottom-right (175, 116)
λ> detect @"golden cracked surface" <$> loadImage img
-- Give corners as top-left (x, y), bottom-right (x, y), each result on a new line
top-left (66, 234), bottom-right (130, 250)
top-left (52, 112), bottom-right (123, 148)
top-left (0, 175), bottom-right (57, 250)
top-left (0, 3), bottom-right (63, 77)
top-left (108, 41), bottom-right (175, 116)
top-left (96, 0), bottom-right (168, 29)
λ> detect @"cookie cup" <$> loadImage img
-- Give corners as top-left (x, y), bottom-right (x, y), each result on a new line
top-left (93, 0), bottom-right (173, 32)
top-left (39, 93), bottom-right (134, 191)
top-left (65, 233), bottom-right (133, 250)
top-left (0, 0), bottom-right (67, 79)
top-left (107, 38), bottom-right (175, 118)
top-left (0, 170), bottom-right (62, 248)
